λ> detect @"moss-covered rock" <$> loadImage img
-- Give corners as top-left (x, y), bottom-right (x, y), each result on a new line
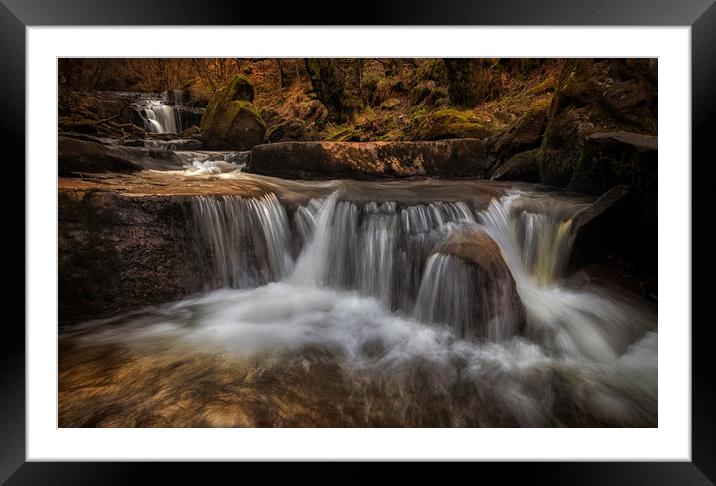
top-left (200, 75), bottom-right (267, 150)
top-left (266, 118), bottom-right (307, 143)
top-left (540, 59), bottom-right (657, 187)
top-left (305, 59), bottom-right (362, 122)
top-left (491, 101), bottom-right (549, 163)
top-left (491, 149), bottom-right (541, 183)
top-left (414, 108), bottom-right (494, 140)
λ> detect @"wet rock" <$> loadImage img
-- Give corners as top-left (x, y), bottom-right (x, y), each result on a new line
top-left (431, 229), bottom-right (525, 340)
top-left (59, 136), bottom-right (184, 175)
top-left (570, 184), bottom-right (656, 277)
top-left (58, 191), bottom-right (205, 322)
top-left (180, 125), bottom-right (201, 138)
top-left (177, 106), bottom-right (205, 130)
top-left (247, 139), bottom-right (490, 179)
top-left (200, 75), bottom-right (267, 150)
top-left (572, 185), bottom-right (631, 232)
top-left (491, 149), bottom-right (541, 183)
top-left (59, 137), bottom-right (141, 174)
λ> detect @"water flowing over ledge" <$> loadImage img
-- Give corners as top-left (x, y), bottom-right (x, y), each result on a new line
top-left (60, 180), bottom-right (657, 427)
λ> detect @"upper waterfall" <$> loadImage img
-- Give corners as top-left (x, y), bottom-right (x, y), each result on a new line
top-left (138, 91), bottom-right (183, 134)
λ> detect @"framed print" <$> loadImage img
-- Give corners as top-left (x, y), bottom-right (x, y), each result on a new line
top-left (7, 0), bottom-right (714, 482)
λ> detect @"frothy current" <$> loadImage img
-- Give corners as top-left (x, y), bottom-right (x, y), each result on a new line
top-left (60, 185), bottom-right (657, 427)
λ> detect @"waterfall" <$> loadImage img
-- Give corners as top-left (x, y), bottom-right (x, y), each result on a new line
top-left (185, 189), bottom-right (654, 359)
top-left (64, 186), bottom-right (658, 427)
top-left (289, 193), bottom-right (475, 310)
top-left (475, 191), bottom-right (654, 361)
top-left (189, 194), bottom-right (293, 289)
top-left (140, 93), bottom-right (183, 134)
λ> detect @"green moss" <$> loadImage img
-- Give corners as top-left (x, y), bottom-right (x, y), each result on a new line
top-left (526, 76), bottom-right (556, 96)
top-left (413, 107), bottom-right (496, 141)
top-left (201, 75), bottom-right (255, 133)
top-left (200, 74), bottom-right (267, 149)
top-left (325, 125), bottom-right (360, 142)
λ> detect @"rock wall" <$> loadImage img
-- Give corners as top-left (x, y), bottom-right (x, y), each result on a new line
top-left (487, 59), bottom-right (658, 275)
top-left (58, 191), bottom-right (205, 322)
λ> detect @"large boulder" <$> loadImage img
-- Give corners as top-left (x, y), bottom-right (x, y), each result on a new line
top-left (540, 59), bottom-right (657, 187)
top-left (425, 229), bottom-right (525, 341)
top-left (59, 137), bottom-right (141, 174)
top-left (200, 75), bottom-right (267, 150)
top-left (246, 139), bottom-right (490, 179)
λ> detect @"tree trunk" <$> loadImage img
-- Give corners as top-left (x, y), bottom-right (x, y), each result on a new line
top-left (304, 59), bottom-right (362, 122)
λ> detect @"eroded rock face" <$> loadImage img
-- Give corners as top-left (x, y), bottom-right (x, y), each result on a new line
top-left (58, 191), bottom-right (205, 322)
top-left (427, 229), bottom-right (525, 340)
top-left (246, 139), bottom-right (490, 179)
top-left (200, 75), bottom-right (267, 150)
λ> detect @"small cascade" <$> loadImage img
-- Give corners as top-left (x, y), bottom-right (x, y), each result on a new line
top-left (414, 254), bottom-right (485, 340)
top-left (182, 189), bottom-right (654, 357)
top-left (476, 191), bottom-right (654, 361)
top-left (289, 193), bottom-right (475, 310)
top-left (189, 194), bottom-right (293, 289)
top-left (63, 183), bottom-right (658, 427)
top-left (175, 151), bottom-right (248, 175)
top-left (477, 192), bottom-right (582, 287)
top-left (139, 92), bottom-right (183, 134)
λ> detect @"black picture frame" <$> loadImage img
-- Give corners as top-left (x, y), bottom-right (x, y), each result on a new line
top-left (6, 0), bottom-right (713, 483)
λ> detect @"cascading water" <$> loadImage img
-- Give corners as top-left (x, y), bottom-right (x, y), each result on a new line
top-left (60, 185), bottom-right (657, 427)
top-left (139, 92), bottom-right (183, 134)
top-left (290, 194), bottom-right (475, 310)
top-left (475, 191), bottom-right (655, 361)
top-left (189, 194), bottom-right (293, 289)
